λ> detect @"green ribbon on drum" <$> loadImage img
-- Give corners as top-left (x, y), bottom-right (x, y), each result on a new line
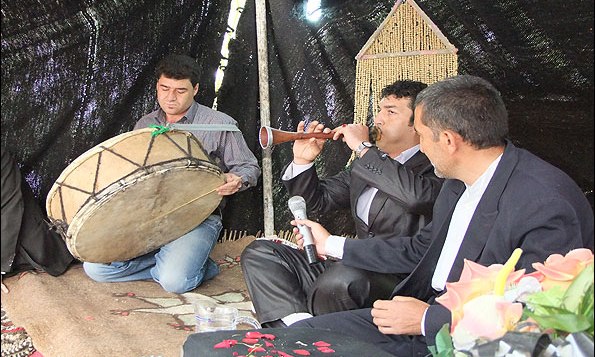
top-left (149, 123), bottom-right (241, 137)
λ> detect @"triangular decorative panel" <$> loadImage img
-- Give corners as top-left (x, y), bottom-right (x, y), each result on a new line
top-left (353, 0), bottom-right (458, 126)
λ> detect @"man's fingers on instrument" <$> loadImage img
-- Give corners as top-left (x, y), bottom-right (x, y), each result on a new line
top-left (332, 130), bottom-right (343, 141)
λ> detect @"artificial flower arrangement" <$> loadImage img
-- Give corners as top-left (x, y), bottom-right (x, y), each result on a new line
top-left (429, 248), bottom-right (594, 357)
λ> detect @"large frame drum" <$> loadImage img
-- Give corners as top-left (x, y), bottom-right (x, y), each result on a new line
top-left (46, 128), bottom-right (224, 263)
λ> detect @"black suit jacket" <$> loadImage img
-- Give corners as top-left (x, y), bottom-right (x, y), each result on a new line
top-left (283, 148), bottom-right (443, 248)
top-left (342, 141), bottom-right (594, 345)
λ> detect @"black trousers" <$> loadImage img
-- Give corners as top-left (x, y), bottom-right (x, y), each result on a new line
top-left (1, 148), bottom-right (74, 276)
top-left (292, 308), bottom-right (430, 356)
top-left (240, 239), bottom-right (406, 324)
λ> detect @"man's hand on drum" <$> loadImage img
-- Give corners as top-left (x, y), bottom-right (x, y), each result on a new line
top-left (217, 173), bottom-right (243, 196)
top-left (293, 120), bottom-right (331, 165)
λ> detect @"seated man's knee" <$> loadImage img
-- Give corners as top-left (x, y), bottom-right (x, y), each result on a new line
top-left (83, 262), bottom-right (114, 282)
top-left (241, 240), bottom-right (274, 266)
top-left (310, 265), bottom-right (369, 314)
top-left (240, 241), bottom-right (257, 262)
top-left (317, 264), bottom-right (369, 293)
top-left (157, 272), bottom-right (195, 294)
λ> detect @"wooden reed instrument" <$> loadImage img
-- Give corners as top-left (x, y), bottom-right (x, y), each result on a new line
top-left (259, 125), bottom-right (381, 149)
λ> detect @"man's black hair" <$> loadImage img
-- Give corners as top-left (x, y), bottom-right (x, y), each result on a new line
top-left (381, 80), bottom-right (428, 125)
top-left (155, 54), bottom-right (201, 87)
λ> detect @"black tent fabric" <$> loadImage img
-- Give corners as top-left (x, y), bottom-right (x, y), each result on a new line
top-left (2, 0), bottom-right (593, 238)
top-left (220, 0), bottom-right (594, 233)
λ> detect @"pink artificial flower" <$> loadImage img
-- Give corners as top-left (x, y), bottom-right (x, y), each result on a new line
top-left (528, 248), bottom-right (594, 291)
top-left (436, 259), bottom-right (525, 329)
top-left (451, 295), bottom-right (523, 349)
top-left (458, 259), bottom-right (526, 285)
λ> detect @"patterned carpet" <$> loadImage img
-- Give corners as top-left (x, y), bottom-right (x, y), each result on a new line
top-left (1, 305), bottom-right (39, 357)
top-left (0, 236), bottom-right (257, 356)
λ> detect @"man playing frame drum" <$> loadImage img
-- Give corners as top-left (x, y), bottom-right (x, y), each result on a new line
top-left (83, 54), bottom-right (260, 293)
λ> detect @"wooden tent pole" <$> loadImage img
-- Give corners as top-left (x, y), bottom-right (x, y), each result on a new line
top-left (255, 0), bottom-right (275, 236)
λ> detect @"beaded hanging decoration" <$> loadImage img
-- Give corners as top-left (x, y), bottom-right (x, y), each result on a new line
top-left (353, 0), bottom-right (458, 129)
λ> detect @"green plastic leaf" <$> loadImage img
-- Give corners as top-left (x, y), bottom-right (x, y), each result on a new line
top-left (524, 311), bottom-right (592, 333)
top-left (523, 262), bottom-right (594, 339)
top-left (429, 323), bottom-right (455, 357)
top-left (575, 282), bottom-right (594, 338)
top-left (525, 286), bottom-right (565, 315)
top-left (563, 263), bottom-right (594, 313)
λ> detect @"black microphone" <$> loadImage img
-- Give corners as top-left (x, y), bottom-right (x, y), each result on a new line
top-left (288, 195), bottom-right (319, 265)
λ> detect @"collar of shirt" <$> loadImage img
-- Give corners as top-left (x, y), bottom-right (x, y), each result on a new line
top-left (463, 153), bottom-right (503, 198)
top-left (156, 101), bottom-right (198, 124)
top-left (394, 144), bottom-right (420, 164)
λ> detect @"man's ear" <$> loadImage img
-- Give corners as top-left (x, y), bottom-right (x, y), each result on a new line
top-left (442, 130), bottom-right (462, 154)
top-left (193, 84), bottom-right (199, 96)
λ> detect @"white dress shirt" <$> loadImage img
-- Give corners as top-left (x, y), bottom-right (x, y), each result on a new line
top-left (430, 154), bottom-right (502, 291)
top-left (420, 154), bottom-right (502, 335)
